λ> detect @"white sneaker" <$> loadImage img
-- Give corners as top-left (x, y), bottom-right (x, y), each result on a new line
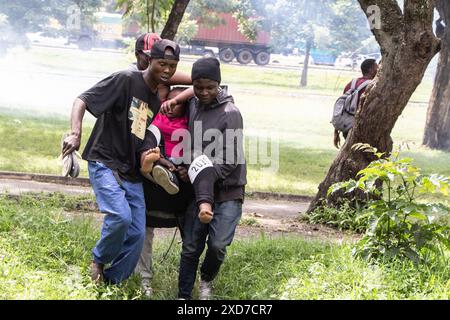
top-left (151, 165), bottom-right (180, 195)
top-left (199, 280), bottom-right (213, 300)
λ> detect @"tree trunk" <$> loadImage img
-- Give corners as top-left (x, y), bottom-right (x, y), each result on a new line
top-left (151, 0), bottom-right (157, 33)
top-left (160, 0), bottom-right (190, 40)
top-left (300, 40), bottom-right (312, 87)
top-left (423, 0), bottom-right (450, 151)
top-left (307, 0), bottom-right (440, 213)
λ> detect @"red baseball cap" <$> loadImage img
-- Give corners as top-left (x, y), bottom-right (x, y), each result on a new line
top-left (135, 33), bottom-right (161, 56)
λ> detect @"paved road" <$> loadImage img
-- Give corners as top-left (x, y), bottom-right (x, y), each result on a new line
top-left (0, 178), bottom-right (309, 218)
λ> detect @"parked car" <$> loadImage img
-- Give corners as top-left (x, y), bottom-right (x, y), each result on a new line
top-left (335, 52), bottom-right (381, 69)
top-left (297, 53), bottom-right (314, 65)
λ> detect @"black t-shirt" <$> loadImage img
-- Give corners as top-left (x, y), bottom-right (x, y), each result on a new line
top-left (79, 70), bottom-right (160, 182)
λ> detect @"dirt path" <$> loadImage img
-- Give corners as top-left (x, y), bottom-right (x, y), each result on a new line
top-left (0, 176), bottom-right (355, 242)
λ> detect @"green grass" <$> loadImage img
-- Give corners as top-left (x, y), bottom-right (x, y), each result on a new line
top-left (0, 114), bottom-right (91, 176)
top-left (217, 238), bottom-right (449, 300)
top-left (0, 194), bottom-right (448, 300)
top-left (239, 217), bottom-right (260, 226)
top-left (0, 109), bottom-right (335, 195)
top-left (0, 45), bottom-right (447, 196)
top-left (1, 102), bottom-right (450, 196)
top-left (11, 46), bottom-right (131, 76)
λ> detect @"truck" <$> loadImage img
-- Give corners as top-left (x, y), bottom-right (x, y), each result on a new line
top-left (309, 49), bottom-right (337, 66)
top-left (186, 13), bottom-right (271, 65)
top-left (68, 12), bottom-right (138, 50)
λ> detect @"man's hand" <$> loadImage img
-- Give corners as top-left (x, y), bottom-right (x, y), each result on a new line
top-left (63, 98), bottom-right (87, 157)
top-left (333, 129), bottom-right (341, 149)
top-left (157, 157), bottom-right (176, 172)
top-left (176, 166), bottom-right (189, 183)
top-left (62, 133), bottom-right (81, 158)
top-left (160, 98), bottom-right (178, 115)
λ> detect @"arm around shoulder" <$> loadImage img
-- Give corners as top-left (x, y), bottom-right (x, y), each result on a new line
top-left (160, 87), bottom-right (194, 114)
top-left (167, 71), bottom-right (191, 85)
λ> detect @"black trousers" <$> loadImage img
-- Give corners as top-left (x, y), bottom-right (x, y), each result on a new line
top-left (142, 179), bottom-right (193, 229)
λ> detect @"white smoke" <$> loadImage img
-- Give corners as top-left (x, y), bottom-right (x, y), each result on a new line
top-left (0, 43), bottom-right (127, 122)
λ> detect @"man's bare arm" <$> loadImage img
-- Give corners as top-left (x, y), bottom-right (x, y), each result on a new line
top-left (167, 71), bottom-right (191, 85)
top-left (62, 98), bottom-right (86, 157)
top-left (160, 87), bottom-right (194, 114)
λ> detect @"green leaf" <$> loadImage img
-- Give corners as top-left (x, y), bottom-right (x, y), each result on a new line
top-left (403, 247), bottom-right (420, 263)
top-left (413, 228), bottom-right (433, 249)
top-left (327, 181), bottom-right (352, 196)
top-left (387, 172), bottom-right (395, 182)
top-left (408, 212), bottom-right (427, 221)
top-left (385, 247), bottom-right (400, 259)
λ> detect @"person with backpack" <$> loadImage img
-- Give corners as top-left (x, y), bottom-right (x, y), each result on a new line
top-left (332, 58), bottom-right (378, 148)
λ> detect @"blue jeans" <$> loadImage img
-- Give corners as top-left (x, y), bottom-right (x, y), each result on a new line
top-left (178, 199), bottom-right (242, 299)
top-left (88, 161), bottom-right (146, 284)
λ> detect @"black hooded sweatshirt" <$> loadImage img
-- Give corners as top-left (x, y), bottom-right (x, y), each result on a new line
top-left (186, 88), bottom-right (247, 203)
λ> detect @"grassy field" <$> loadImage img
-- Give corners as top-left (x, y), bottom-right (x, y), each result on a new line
top-left (1, 194), bottom-right (448, 300)
top-left (0, 45), bottom-right (448, 197)
top-left (2, 109), bottom-right (449, 197)
top-left (0, 46), bottom-right (448, 302)
top-left (0, 46), bottom-right (433, 114)
top-left (1, 99), bottom-right (449, 197)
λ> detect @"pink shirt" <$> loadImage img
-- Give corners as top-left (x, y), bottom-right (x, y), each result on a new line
top-left (152, 113), bottom-right (188, 158)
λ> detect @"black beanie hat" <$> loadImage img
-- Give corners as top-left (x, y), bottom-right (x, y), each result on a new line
top-left (191, 57), bottom-right (221, 84)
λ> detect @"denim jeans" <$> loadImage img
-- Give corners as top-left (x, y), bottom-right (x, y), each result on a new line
top-left (178, 199), bottom-right (242, 299)
top-left (88, 161), bottom-right (146, 284)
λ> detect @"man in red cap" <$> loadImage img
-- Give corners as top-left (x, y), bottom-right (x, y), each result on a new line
top-left (131, 33), bottom-right (163, 71)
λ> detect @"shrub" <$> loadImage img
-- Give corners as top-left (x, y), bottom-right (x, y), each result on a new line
top-left (307, 200), bottom-right (368, 233)
top-left (328, 144), bottom-right (450, 263)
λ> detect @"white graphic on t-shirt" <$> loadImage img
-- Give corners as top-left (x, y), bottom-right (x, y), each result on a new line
top-left (129, 97), bottom-right (154, 140)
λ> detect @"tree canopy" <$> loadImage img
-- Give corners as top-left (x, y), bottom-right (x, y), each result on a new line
top-left (0, 0), bottom-right (101, 34)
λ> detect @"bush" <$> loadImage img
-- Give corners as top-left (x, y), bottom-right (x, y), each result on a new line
top-left (328, 144), bottom-right (450, 263)
top-left (307, 200), bottom-right (368, 233)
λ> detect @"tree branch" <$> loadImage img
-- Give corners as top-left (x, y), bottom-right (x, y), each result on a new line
top-left (404, 1), bottom-right (439, 59)
top-left (151, 0), bottom-right (156, 33)
top-left (404, 0), bottom-right (435, 30)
